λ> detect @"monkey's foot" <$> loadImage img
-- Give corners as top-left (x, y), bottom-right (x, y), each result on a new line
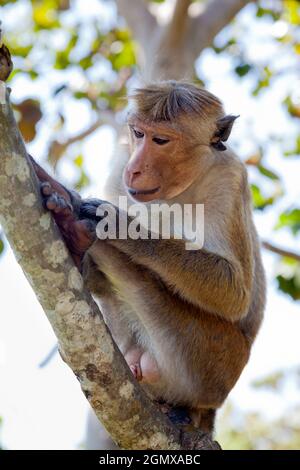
top-left (40, 182), bottom-right (97, 267)
top-left (155, 400), bottom-right (191, 426)
top-left (167, 406), bottom-right (192, 426)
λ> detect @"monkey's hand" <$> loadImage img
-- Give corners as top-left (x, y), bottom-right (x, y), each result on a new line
top-left (40, 181), bottom-right (97, 269)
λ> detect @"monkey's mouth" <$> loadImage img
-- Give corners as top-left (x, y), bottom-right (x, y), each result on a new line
top-left (127, 186), bottom-right (160, 196)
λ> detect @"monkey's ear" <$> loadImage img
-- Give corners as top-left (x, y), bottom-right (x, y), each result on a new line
top-left (211, 115), bottom-right (239, 151)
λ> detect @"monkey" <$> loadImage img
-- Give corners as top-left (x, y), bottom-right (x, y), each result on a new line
top-left (30, 81), bottom-right (266, 435)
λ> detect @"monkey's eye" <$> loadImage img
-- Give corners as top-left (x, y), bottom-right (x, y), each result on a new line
top-left (133, 128), bottom-right (144, 139)
top-left (152, 137), bottom-right (170, 146)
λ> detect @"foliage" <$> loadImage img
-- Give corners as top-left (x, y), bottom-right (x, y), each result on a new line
top-left (218, 403), bottom-right (300, 450)
top-left (210, 0), bottom-right (300, 300)
top-left (218, 367), bottom-right (300, 449)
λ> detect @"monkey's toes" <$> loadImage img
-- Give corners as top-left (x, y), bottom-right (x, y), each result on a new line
top-left (41, 184), bottom-right (72, 214)
top-left (40, 182), bottom-right (53, 196)
top-left (167, 406), bottom-right (191, 426)
top-left (154, 399), bottom-right (171, 414)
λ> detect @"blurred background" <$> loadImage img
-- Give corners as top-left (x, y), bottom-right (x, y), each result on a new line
top-left (0, 0), bottom-right (300, 450)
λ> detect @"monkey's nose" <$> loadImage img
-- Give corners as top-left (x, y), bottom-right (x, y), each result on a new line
top-left (129, 171), bottom-right (142, 185)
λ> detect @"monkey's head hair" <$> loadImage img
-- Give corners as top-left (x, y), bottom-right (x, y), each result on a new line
top-left (128, 81), bottom-right (224, 123)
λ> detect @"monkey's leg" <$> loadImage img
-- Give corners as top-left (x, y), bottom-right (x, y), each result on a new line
top-left (87, 241), bottom-right (194, 426)
top-left (88, 240), bottom-right (250, 433)
top-left (83, 252), bottom-right (142, 365)
top-left (84, 257), bottom-right (159, 384)
top-left (87, 241), bottom-right (168, 386)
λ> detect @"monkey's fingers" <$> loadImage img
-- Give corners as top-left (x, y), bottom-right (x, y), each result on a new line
top-left (167, 406), bottom-right (191, 426)
top-left (41, 182), bottom-right (73, 215)
top-left (155, 399), bottom-right (172, 414)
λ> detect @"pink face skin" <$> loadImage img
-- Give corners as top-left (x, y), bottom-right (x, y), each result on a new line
top-left (123, 119), bottom-right (203, 203)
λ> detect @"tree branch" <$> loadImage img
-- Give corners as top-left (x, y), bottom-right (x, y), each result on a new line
top-left (262, 241), bottom-right (300, 262)
top-left (48, 111), bottom-right (118, 166)
top-left (115, 0), bottom-right (157, 47)
top-left (0, 78), bottom-right (219, 449)
top-left (166, 0), bottom-right (192, 47)
top-left (143, 0), bottom-right (195, 80)
top-left (189, 0), bottom-right (254, 59)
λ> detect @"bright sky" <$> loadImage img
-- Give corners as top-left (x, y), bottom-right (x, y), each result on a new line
top-left (0, 0), bottom-right (300, 449)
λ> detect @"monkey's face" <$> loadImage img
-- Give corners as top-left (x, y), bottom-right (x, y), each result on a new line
top-left (123, 119), bottom-right (203, 202)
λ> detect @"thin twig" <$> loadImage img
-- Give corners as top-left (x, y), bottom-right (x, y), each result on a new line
top-left (262, 241), bottom-right (300, 262)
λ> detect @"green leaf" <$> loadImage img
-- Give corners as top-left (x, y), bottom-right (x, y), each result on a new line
top-left (212, 38), bottom-right (237, 54)
top-left (75, 169), bottom-right (90, 190)
top-left (283, 96), bottom-right (300, 119)
top-left (258, 165), bottom-right (280, 181)
top-left (28, 69), bottom-right (39, 80)
top-left (284, 136), bottom-right (300, 157)
top-left (109, 40), bottom-right (136, 71)
top-left (252, 371), bottom-right (284, 390)
top-left (0, 0), bottom-right (18, 4)
top-left (79, 55), bottom-right (93, 70)
top-left (73, 154), bottom-right (83, 168)
top-left (55, 50), bottom-right (71, 69)
top-left (235, 63), bottom-right (252, 77)
top-left (73, 91), bottom-right (89, 100)
top-left (33, 0), bottom-right (61, 30)
top-left (9, 44), bottom-right (33, 58)
top-left (55, 32), bottom-right (79, 69)
top-left (251, 184), bottom-right (275, 210)
top-left (284, 0), bottom-right (300, 25)
top-left (277, 274), bottom-right (300, 300)
top-left (256, 5), bottom-right (281, 21)
top-left (0, 237), bottom-right (4, 255)
top-left (252, 66), bottom-right (273, 96)
top-left (275, 209), bottom-right (300, 235)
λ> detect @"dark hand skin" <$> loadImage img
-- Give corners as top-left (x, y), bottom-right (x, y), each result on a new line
top-left (29, 155), bottom-right (97, 269)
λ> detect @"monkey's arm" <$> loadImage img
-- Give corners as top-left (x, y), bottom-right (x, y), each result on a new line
top-left (78, 199), bottom-right (252, 323)
top-left (34, 171), bottom-right (252, 323)
top-left (108, 236), bottom-right (251, 322)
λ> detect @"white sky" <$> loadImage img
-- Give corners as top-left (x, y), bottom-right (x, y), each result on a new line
top-left (0, 0), bottom-right (300, 449)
